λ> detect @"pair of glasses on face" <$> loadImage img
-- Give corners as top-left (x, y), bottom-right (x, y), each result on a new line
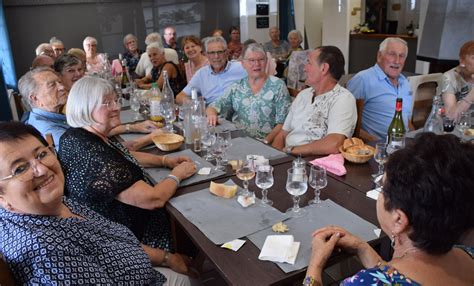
top-left (207, 50), bottom-right (226, 56)
top-left (102, 98), bottom-right (122, 110)
top-left (0, 146), bottom-right (57, 182)
top-left (245, 58), bottom-right (266, 65)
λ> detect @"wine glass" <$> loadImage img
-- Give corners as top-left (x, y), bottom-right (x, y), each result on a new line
top-left (211, 136), bottom-right (226, 171)
top-left (285, 167), bottom-right (308, 218)
top-left (139, 93), bottom-right (150, 119)
top-left (161, 101), bottom-right (176, 133)
top-left (308, 165), bottom-right (327, 206)
top-left (129, 92), bottom-right (141, 121)
top-left (236, 159), bottom-right (256, 197)
top-left (457, 112), bottom-right (471, 134)
top-left (255, 165), bottom-right (274, 206)
top-left (218, 130), bottom-right (232, 165)
top-left (443, 117), bottom-right (455, 133)
top-left (373, 143), bottom-right (388, 178)
top-left (201, 127), bottom-right (216, 161)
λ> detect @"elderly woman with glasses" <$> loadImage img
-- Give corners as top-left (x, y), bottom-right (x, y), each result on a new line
top-left (122, 33), bottom-right (143, 77)
top-left (304, 133), bottom-right (474, 286)
top-left (206, 43), bottom-right (291, 143)
top-left (83, 36), bottom-right (107, 74)
top-left (0, 122), bottom-right (196, 285)
top-left (57, 76), bottom-right (197, 276)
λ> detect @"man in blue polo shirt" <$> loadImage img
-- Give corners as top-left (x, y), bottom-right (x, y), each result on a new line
top-left (176, 36), bottom-right (246, 105)
top-left (347, 37), bottom-right (413, 140)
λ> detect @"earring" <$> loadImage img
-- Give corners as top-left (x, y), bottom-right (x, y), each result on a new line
top-left (390, 233), bottom-right (396, 248)
top-left (460, 64), bottom-right (466, 68)
top-left (5, 203), bottom-right (13, 212)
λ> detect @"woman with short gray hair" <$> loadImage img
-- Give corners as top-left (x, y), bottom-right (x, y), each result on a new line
top-left (54, 53), bottom-right (85, 91)
top-left (122, 33), bottom-right (143, 76)
top-left (59, 75), bottom-right (197, 284)
top-left (206, 43), bottom-right (291, 142)
top-left (83, 36), bottom-right (107, 74)
top-left (287, 29), bottom-right (303, 56)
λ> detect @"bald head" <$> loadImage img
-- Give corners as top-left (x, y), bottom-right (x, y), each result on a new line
top-left (31, 55), bottom-right (54, 69)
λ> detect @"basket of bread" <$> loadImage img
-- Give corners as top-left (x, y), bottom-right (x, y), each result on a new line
top-left (152, 133), bottom-right (184, 151)
top-left (339, 137), bottom-right (375, 163)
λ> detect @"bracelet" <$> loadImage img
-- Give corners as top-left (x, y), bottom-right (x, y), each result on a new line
top-left (166, 174), bottom-right (180, 186)
top-left (161, 155), bottom-right (168, 167)
top-left (302, 276), bottom-right (317, 286)
top-left (161, 250), bottom-right (170, 266)
top-left (125, 124), bottom-right (131, 132)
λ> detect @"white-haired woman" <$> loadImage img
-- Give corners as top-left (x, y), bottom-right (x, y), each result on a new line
top-left (287, 29), bottom-right (303, 58)
top-left (58, 76), bottom-right (197, 279)
top-left (206, 43), bottom-right (291, 143)
top-left (83, 36), bottom-right (107, 74)
top-left (122, 33), bottom-right (143, 77)
top-left (135, 42), bottom-right (185, 94)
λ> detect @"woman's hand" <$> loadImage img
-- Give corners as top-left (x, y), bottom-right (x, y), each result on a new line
top-left (170, 161), bottom-right (197, 180)
top-left (168, 253), bottom-right (198, 278)
top-left (308, 229), bottom-right (341, 270)
top-left (131, 120), bottom-right (158, 133)
top-left (164, 156), bottom-right (193, 168)
top-left (206, 107), bottom-right (218, 126)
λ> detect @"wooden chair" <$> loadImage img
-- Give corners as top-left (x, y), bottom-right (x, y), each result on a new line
top-left (0, 255), bottom-right (15, 285)
top-left (353, 99), bottom-right (378, 142)
top-left (407, 73), bottom-right (443, 129)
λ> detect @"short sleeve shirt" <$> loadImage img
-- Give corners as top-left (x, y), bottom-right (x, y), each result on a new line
top-left (283, 85), bottom-right (357, 147)
top-left (442, 67), bottom-right (473, 104)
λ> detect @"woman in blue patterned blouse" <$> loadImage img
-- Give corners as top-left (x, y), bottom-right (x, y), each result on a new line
top-left (303, 133), bottom-right (474, 286)
top-left (206, 43), bottom-right (291, 142)
top-left (0, 122), bottom-right (195, 285)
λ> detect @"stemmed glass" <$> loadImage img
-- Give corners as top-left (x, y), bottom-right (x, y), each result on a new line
top-left (308, 165), bottom-right (327, 206)
top-left (139, 93), bottom-right (150, 119)
top-left (218, 130), bottom-right (232, 165)
top-left (129, 91), bottom-right (141, 121)
top-left (211, 136), bottom-right (226, 171)
top-left (161, 101), bottom-right (176, 133)
top-left (255, 165), bottom-right (274, 206)
top-left (373, 143), bottom-right (388, 178)
top-left (236, 159), bottom-right (256, 197)
top-left (285, 167), bottom-right (308, 218)
top-left (457, 112), bottom-right (471, 134)
top-left (201, 126), bottom-right (216, 161)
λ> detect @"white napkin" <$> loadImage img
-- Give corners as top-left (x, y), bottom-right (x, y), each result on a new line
top-left (221, 239), bottom-right (246, 251)
top-left (366, 188), bottom-right (381, 200)
top-left (258, 235), bottom-right (300, 264)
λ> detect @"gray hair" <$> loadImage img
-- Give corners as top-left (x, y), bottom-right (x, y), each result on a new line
top-left (145, 32), bottom-right (163, 46)
top-left (83, 36), bottom-right (97, 46)
top-left (18, 67), bottom-right (54, 108)
top-left (204, 36), bottom-right (227, 53)
top-left (49, 37), bottom-right (63, 46)
top-left (146, 42), bottom-right (164, 55)
top-left (66, 76), bottom-right (115, 127)
top-left (288, 29), bottom-right (303, 43)
top-left (242, 43), bottom-right (267, 61)
top-left (123, 33), bottom-right (137, 46)
top-left (54, 54), bottom-right (82, 73)
top-left (35, 43), bottom-right (53, 56)
top-left (379, 37), bottom-right (408, 55)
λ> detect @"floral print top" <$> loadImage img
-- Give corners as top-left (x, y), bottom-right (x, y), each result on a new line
top-left (342, 265), bottom-right (421, 285)
top-left (212, 75), bottom-right (291, 139)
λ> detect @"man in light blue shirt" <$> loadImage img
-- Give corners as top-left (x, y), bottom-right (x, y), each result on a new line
top-left (176, 36), bottom-right (246, 105)
top-left (347, 37), bottom-right (413, 140)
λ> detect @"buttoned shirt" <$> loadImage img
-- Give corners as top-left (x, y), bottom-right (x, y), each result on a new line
top-left (347, 64), bottom-right (412, 140)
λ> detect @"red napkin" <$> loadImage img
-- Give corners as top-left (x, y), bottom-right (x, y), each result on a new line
top-left (310, 154), bottom-right (347, 176)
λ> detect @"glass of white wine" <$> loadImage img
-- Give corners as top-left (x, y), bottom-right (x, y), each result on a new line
top-left (308, 165), bottom-right (327, 206)
top-left (255, 165), bottom-right (274, 206)
top-left (374, 143), bottom-right (388, 177)
top-left (236, 159), bottom-right (256, 197)
top-left (285, 167), bottom-right (308, 218)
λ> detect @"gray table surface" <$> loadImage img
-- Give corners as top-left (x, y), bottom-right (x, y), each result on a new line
top-left (247, 199), bottom-right (379, 273)
top-left (169, 181), bottom-right (289, 245)
top-left (226, 137), bottom-right (287, 161)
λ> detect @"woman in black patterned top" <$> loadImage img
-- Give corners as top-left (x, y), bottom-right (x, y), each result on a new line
top-left (58, 76), bottom-right (197, 280)
top-left (135, 42), bottom-right (186, 95)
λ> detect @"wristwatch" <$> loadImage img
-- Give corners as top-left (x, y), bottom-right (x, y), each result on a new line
top-left (125, 124), bottom-right (131, 133)
top-left (285, 146), bottom-right (294, 154)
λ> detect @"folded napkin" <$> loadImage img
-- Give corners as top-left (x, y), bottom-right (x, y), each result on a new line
top-left (310, 154), bottom-right (347, 176)
top-left (258, 235), bottom-right (300, 264)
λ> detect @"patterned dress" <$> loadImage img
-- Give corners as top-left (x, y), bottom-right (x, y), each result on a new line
top-left (58, 128), bottom-right (173, 251)
top-left (212, 75), bottom-right (291, 139)
top-left (0, 198), bottom-right (165, 285)
top-left (123, 49), bottom-right (143, 74)
top-left (342, 265), bottom-right (421, 285)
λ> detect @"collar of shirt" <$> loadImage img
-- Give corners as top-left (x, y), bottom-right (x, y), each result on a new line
top-left (210, 60), bottom-right (231, 75)
top-left (373, 63), bottom-right (407, 86)
top-left (31, 108), bottom-right (67, 122)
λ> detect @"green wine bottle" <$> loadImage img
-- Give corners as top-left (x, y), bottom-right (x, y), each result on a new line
top-left (387, 98), bottom-right (406, 144)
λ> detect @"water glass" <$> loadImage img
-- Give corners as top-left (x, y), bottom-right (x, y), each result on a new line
top-left (161, 102), bottom-right (176, 133)
top-left (255, 165), bottom-right (274, 206)
top-left (457, 112), bottom-right (471, 133)
top-left (129, 92), bottom-right (141, 121)
top-left (211, 136), bottom-right (226, 171)
top-left (218, 130), bottom-right (232, 165)
top-left (285, 167), bottom-right (308, 218)
top-left (373, 143), bottom-right (388, 178)
top-left (308, 165), bottom-right (327, 206)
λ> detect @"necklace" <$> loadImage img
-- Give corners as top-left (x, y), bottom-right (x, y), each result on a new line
top-left (395, 246), bottom-right (419, 259)
top-left (87, 126), bottom-right (109, 142)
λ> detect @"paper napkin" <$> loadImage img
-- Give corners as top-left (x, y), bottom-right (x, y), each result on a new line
top-left (221, 239), bottom-right (246, 251)
top-left (258, 235), bottom-right (300, 264)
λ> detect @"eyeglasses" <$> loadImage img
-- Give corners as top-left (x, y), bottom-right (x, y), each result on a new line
top-left (0, 146), bottom-right (57, 182)
top-left (384, 51), bottom-right (407, 60)
top-left (102, 98), bottom-right (121, 110)
top-left (245, 58), bottom-right (266, 65)
top-left (207, 50), bottom-right (226, 56)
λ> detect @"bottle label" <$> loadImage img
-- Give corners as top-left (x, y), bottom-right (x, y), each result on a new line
top-left (150, 100), bottom-right (161, 116)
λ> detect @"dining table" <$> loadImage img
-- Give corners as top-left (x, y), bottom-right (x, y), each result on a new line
top-left (117, 109), bottom-right (390, 286)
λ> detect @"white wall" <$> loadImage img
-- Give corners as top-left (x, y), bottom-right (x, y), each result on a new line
top-left (294, 0), bottom-right (306, 48)
top-left (239, 0), bottom-right (278, 44)
top-left (304, 0), bottom-right (323, 49)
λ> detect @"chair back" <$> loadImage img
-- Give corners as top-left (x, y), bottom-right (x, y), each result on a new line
top-left (0, 254), bottom-right (15, 285)
top-left (353, 99), bottom-right (364, 138)
top-left (407, 73), bottom-right (443, 129)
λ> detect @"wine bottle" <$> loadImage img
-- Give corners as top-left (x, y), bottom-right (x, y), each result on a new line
top-left (120, 57), bottom-right (131, 100)
top-left (423, 95), bottom-right (443, 134)
top-left (149, 82), bottom-right (163, 122)
top-left (387, 98), bottom-right (406, 144)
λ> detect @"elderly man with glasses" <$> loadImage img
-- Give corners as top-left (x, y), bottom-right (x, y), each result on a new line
top-left (176, 36), bottom-right (246, 105)
top-left (19, 67), bottom-right (158, 150)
